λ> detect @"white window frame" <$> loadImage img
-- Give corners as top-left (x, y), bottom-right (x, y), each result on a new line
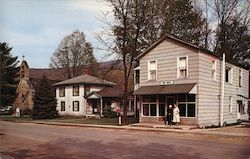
top-left (73, 85), bottom-right (79, 96)
top-left (148, 60), bottom-right (157, 80)
top-left (177, 56), bottom-right (188, 79)
top-left (73, 101), bottom-right (80, 112)
top-left (61, 101), bottom-right (65, 111)
top-left (178, 94), bottom-right (196, 117)
top-left (212, 60), bottom-right (216, 81)
top-left (59, 87), bottom-right (65, 97)
top-left (225, 67), bottom-right (233, 84)
top-left (229, 96), bottom-right (233, 113)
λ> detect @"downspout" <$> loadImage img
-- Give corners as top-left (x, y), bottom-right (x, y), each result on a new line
top-left (220, 53), bottom-right (225, 126)
top-left (100, 97), bottom-right (103, 117)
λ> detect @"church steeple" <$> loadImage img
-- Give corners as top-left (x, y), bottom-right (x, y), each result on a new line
top-left (20, 56), bottom-right (29, 80)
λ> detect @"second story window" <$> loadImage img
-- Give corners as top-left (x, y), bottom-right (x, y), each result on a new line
top-left (212, 60), bottom-right (216, 80)
top-left (148, 60), bottom-right (156, 80)
top-left (177, 56), bottom-right (188, 78)
top-left (59, 87), bottom-right (65, 97)
top-left (73, 86), bottom-right (79, 96)
top-left (135, 70), bottom-right (140, 84)
top-left (225, 67), bottom-right (233, 83)
top-left (239, 69), bottom-right (242, 87)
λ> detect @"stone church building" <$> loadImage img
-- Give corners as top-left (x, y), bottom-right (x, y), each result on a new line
top-left (13, 59), bottom-right (35, 113)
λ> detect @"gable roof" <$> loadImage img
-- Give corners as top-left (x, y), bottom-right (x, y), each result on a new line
top-left (136, 34), bottom-right (218, 60)
top-left (53, 74), bottom-right (116, 86)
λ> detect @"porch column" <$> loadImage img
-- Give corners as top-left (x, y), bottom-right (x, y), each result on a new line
top-left (134, 95), bottom-right (137, 118)
top-left (100, 97), bottom-right (103, 117)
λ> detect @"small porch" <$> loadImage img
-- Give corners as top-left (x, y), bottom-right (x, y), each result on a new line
top-left (85, 86), bottom-right (136, 118)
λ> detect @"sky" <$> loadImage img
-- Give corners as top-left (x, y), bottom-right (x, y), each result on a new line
top-left (0, 0), bottom-right (112, 68)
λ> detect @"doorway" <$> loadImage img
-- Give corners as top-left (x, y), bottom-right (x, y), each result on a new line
top-left (166, 96), bottom-right (175, 114)
top-left (237, 100), bottom-right (244, 119)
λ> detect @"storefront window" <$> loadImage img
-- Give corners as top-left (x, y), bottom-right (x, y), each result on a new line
top-left (178, 94), bottom-right (186, 102)
top-left (142, 95), bottom-right (158, 116)
top-left (179, 104), bottom-right (186, 116)
top-left (150, 104), bottom-right (157, 116)
top-left (158, 95), bottom-right (165, 102)
top-left (188, 104), bottom-right (195, 117)
top-left (143, 104), bottom-right (149, 116)
top-left (178, 94), bottom-right (196, 117)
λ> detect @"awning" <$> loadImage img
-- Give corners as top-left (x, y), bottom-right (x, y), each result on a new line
top-left (134, 83), bottom-right (197, 95)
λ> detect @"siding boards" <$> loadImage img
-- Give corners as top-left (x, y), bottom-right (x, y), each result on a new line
top-left (198, 52), bottom-right (220, 126)
top-left (140, 39), bottom-right (199, 86)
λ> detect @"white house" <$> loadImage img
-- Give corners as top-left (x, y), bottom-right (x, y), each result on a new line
top-left (134, 35), bottom-right (249, 127)
top-left (53, 74), bottom-right (135, 117)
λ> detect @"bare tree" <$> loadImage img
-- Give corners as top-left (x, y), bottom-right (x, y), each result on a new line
top-left (212, 0), bottom-right (250, 57)
top-left (97, 0), bottom-right (206, 124)
top-left (50, 30), bottom-right (96, 79)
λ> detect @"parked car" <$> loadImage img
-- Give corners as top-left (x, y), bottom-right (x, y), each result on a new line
top-left (0, 107), bottom-right (5, 112)
top-left (5, 106), bottom-right (12, 111)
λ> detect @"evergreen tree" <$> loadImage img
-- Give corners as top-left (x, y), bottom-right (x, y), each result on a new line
top-left (32, 74), bottom-right (58, 119)
top-left (0, 42), bottom-right (19, 107)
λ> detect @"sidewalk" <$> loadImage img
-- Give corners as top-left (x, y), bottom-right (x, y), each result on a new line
top-left (2, 119), bottom-right (249, 138)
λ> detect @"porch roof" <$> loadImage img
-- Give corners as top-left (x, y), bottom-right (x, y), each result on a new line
top-left (133, 83), bottom-right (196, 95)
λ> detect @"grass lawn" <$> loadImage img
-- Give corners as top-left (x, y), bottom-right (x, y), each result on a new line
top-left (0, 115), bottom-right (32, 121)
top-left (0, 115), bottom-right (138, 126)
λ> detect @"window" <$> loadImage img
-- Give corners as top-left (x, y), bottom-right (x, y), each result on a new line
top-left (177, 56), bottom-right (188, 78)
top-left (150, 104), bottom-right (157, 116)
top-left (178, 94), bottom-right (196, 117)
top-left (143, 104), bottom-right (149, 116)
top-left (229, 96), bottom-right (233, 113)
top-left (59, 87), bottom-right (65, 97)
top-left (130, 100), bottom-right (134, 112)
top-left (84, 85), bottom-right (90, 96)
top-left (225, 67), bottom-right (233, 83)
top-left (61, 101), bottom-right (65, 111)
top-left (135, 70), bottom-right (140, 84)
top-left (73, 101), bottom-right (79, 111)
top-left (73, 86), bottom-right (79, 96)
top-left (212, 60), bottom-right (216, 80)
top-left (239, 69), bottom-right (242, 87)
top-left (148, 60), bottom-right (157, 80)
top-left (237, 101), bottom-right (245, 115)
top-left (142, 95), bottom-right (157, 116)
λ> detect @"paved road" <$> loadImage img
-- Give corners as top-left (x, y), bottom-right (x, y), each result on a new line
top-left (0, 121), bottom-right (250, 159)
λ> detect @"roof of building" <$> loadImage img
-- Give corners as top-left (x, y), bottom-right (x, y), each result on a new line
top-left (133, 83), bottom-right (196, 95)
top-left (85, 86), bottom-right (123, 99)
top-left (98, 85), bottom-right (123, 98)
top-left (53, 74), bottom-right (116, 86)
top-left (135, 34), bottom-right (248, 70)
top-left (29, 68), bottom-right (67, 82)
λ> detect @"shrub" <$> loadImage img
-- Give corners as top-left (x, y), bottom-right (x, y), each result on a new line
top-left (103, 106), bottom-right (117, 118)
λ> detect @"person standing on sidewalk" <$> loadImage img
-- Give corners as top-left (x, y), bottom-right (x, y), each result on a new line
top-left (166, 105), bottom-right (173, 125)
top-left (173, 104), bottom-right (180, 125)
